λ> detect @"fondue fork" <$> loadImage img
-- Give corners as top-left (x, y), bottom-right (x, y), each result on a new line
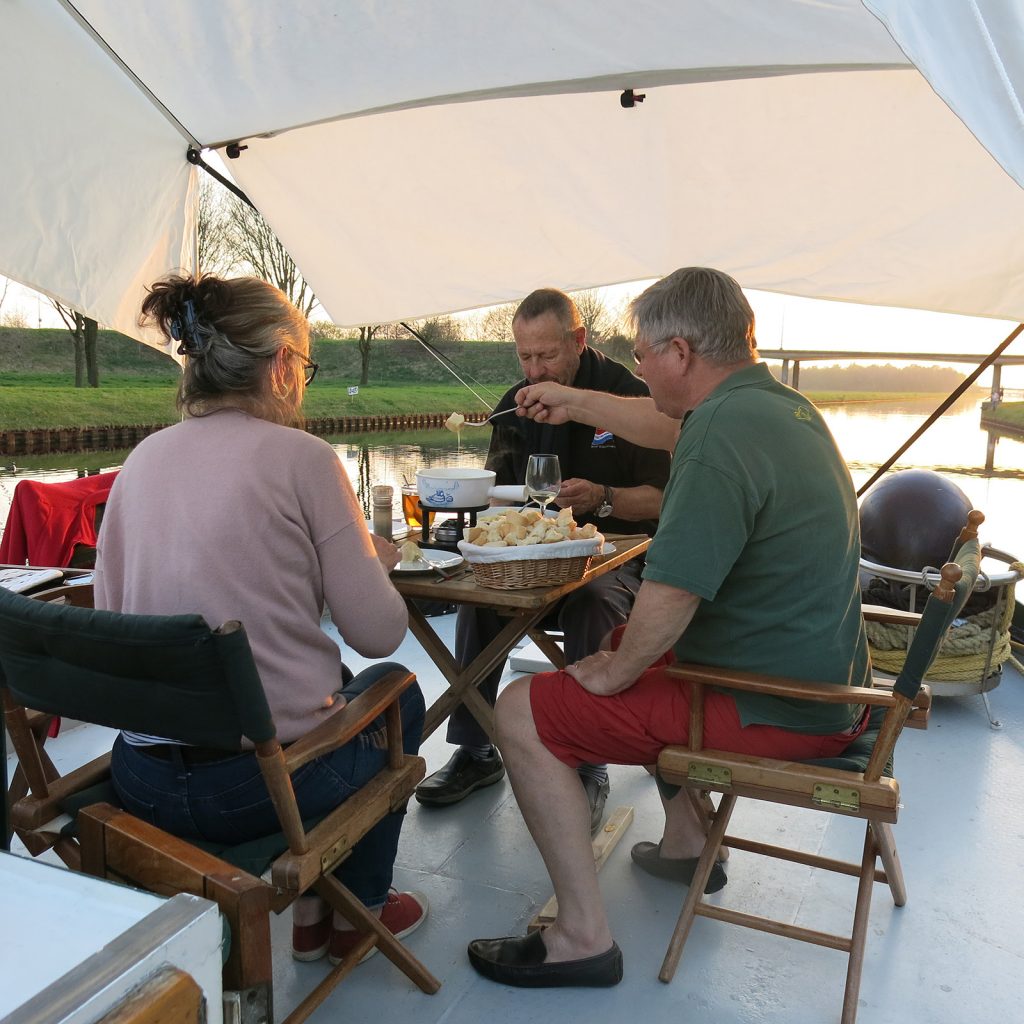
top-left (457, 408), bottom-right (519, 427)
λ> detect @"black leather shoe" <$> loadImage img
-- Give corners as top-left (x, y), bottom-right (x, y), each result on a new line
top-left (415, 747), bottom-right (505, 806)
top-left (468, 929), bottom-right (623, 988)
top-left (580, 774), bottom-right (610, 837)
top-left (630, 840), bottom-right (728, 893)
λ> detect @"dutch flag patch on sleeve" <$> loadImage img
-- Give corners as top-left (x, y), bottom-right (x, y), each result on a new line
top-left (591, 428), bottom-right (614, 447)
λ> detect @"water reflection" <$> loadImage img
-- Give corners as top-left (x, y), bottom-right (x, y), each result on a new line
top-left (3, 399), bottom-right (1021, 555)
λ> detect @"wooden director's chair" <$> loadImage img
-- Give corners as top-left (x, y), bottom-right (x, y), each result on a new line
top-left (653, 510), bottom-right (983, 1024)
top-left (0, 585), bottom-right (439, 1024)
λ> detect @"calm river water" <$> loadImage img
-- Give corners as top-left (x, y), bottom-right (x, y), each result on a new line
top-left (2, 396), bottom-right (1022, 557)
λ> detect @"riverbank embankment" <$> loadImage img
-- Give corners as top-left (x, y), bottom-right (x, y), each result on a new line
top-left (0, 411), bottom-right (496, 457)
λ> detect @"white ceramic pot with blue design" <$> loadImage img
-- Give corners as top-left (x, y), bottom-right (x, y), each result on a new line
top-left (416, 468), bottom-right (527, 508)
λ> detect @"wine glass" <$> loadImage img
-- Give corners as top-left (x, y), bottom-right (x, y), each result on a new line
top-left (525, 454), bottom-right (561, 513)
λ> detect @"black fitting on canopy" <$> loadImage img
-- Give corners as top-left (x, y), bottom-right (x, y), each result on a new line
top-left (620, 88), bottom-right (646, 108)
top-left (186, 147), bottom-right (258, 211)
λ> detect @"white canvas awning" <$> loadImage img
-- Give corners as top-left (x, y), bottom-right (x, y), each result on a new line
top-left (2, 1), bottom-right (1023, 354)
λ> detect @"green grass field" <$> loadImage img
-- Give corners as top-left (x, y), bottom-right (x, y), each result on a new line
top-left (0, 380), bottom-right (515, 430)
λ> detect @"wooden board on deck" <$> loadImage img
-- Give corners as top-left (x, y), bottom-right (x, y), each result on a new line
top-left (528, 805), bottom-right (634, 932)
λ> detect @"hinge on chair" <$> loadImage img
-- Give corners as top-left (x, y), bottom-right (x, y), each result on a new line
top-left (321, 837), bottom-right (350, 874)
top-left (687, 762), bottom-right (731, 786)
top-left (812, 784), bottom-right (860, 812)
top-left (223, 986), bottom-right (270, 1024)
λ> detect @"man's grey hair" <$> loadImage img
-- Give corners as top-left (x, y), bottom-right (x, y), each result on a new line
top-left (628, 267), bottom-right (756, 365)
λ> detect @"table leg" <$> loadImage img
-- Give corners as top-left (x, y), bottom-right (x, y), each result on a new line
top-left (406, 603), bottom-right (551, 742)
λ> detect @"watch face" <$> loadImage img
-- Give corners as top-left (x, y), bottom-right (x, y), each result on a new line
top-left (597, 503), bottom-right (613, 518)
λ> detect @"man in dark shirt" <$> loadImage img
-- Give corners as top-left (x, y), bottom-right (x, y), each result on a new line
top-left (415, 289), bottom-right (670, 832)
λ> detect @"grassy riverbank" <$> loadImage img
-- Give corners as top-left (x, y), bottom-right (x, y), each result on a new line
top-left (0, 378), bottom-right (970, 431)
top-left (0, 380), bottom-right (513, 430)
top-left (982, 401), bottom-right (1024, 433)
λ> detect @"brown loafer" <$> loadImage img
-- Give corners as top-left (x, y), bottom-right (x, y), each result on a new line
top-left (630, 840), bottom-right (728, 893)
top-left (468, 930), bottom-right (623, 988)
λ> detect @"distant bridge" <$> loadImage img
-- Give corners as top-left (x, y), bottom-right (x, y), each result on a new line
top-left (758, 349), bottom-right (1024, 403)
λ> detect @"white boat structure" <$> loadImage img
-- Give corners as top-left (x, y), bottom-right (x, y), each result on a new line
top-left (5, 615), bottom-right (1024, 1024)
top-left (2, 3), bottom-right (1024, 1021)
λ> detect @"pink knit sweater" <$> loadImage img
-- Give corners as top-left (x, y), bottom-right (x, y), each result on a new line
top-left (94, 408), bottom-right (408, 742)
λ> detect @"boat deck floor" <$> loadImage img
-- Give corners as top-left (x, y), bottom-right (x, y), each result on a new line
top-left (8, 612), bottom-right (1024, 1024)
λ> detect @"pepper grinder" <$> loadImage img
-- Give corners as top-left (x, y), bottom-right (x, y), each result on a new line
top-left (371, 484), bottom-right (394, 541)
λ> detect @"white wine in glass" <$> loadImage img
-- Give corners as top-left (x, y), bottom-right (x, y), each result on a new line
top-left (525, 454), bottom-right (561, 512)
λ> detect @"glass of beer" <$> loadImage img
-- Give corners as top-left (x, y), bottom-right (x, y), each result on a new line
top-left (402, 485), bottom-right (434, 531)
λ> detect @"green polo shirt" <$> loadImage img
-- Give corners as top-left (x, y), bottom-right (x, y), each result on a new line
top-left (644, 362), bottom-right (869, 732)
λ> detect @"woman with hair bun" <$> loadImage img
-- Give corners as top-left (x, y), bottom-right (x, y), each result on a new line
top-left (94, 273), bottom-right (428, 966)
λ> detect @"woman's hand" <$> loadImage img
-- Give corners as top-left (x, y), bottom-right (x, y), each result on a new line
top-left (370, 533), bottom-right (401, 572)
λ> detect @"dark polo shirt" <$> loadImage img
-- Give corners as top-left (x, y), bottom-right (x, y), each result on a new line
top-left (485, 347), bottom-right (670, 536)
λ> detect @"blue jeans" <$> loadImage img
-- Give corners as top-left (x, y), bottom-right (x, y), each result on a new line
top-left (111, 662), bottom-right (424, 909)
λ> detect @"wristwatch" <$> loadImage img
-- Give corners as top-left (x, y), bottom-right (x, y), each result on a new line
top-left (597, 485), bottom-right (614, 518)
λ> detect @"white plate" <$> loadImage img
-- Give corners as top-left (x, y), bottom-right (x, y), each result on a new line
top-left (392, 548), bottom-right (465, 574)
top-left (600, 542), bottom-right (617, 555)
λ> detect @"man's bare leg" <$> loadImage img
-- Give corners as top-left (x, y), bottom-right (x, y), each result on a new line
top-left (657, 785), bottom-right (707, 859)
top-left (495, 676), bottom-right (614, 962)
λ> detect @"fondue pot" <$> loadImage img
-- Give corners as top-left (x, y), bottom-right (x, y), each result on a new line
top-left (416, 468), bottom-right (526, 508)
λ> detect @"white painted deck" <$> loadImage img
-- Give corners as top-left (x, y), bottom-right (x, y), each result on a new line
top-left (7, 612), bottom-right (1024, 1024)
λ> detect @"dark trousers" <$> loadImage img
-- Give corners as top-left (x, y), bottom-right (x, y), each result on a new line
top-left (447, 557), bottom-right (644, 747)
top-left (111, 662), bottom-right (424, 909)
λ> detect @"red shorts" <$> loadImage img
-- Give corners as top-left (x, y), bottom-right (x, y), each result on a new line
top-left (530, 627), bottom-right (865, 767)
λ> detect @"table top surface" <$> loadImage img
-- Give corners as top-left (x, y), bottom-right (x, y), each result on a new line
top-left (389, 533), bottom-right (651, 610)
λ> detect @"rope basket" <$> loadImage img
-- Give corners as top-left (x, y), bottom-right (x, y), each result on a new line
top-left (866, 564), bottom-right (1023, 680)
top-left (458, 533), bottom-right (603, 590)
top-left (468, 555), bottom-right (593, 590)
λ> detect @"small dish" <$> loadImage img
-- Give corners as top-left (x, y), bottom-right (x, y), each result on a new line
top-left (392, 548), bottom-right (465, 574)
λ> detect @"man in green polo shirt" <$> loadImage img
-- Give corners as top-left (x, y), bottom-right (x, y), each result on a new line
top-left (466, 267), bottom-right (870, 989)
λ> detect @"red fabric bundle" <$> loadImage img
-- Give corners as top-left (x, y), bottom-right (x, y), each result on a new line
top-left (0, 471), bottom-right (119, 567)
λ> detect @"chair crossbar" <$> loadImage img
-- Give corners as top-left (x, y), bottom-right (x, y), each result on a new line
top-left (694, 903), bottom-right (853, 953)
top-left (722, 835), bottom-right (889, 883)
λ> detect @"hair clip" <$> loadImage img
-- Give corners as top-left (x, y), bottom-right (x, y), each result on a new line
top-left (170, 299), bottom-right (207, 356)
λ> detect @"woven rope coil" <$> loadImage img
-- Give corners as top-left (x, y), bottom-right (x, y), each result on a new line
top-left (866, 562), bottom-right (1023, 680)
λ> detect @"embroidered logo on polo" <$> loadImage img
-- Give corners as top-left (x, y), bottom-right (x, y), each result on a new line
top-left (793, 406), bottom-right (812, 422)
top-left (591, 428), bottom-right (615, 447)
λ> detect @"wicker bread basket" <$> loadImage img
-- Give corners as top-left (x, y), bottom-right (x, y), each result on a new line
top-left (457, 534), bottom-right (604, 590)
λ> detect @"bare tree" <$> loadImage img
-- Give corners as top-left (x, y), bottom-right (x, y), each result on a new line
top-left (0, 277), bottom-right (9, 318)
top-left (225, 197), bottom-right (317, 318)
top-left (407, 315), bottom-right (464, 345)
top-left (196, 175), bottom-right (235, 275)
top-left (357, 325), bottom-right (383, 385)
top-left (52, 301), bottom-right (99, 387)
top-left (476, 302), bottom-right (518, 342)
top-left (571, 288), bottom-right (620, 345)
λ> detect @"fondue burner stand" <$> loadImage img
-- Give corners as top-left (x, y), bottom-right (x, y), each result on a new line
top-left (419, 502), bottom-right (490, 552)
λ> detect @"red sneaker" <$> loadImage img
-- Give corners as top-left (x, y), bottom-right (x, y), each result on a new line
top-left (292, 912), bottom-right (332, 962)
top-left (328, 890), bottom-right (428, 966)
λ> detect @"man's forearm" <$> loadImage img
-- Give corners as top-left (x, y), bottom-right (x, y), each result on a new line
top-left (605, 484), bottom-right (663, 522)
top-left (573, 392), bottom-right (679, 451)
top-left (517, 384), bottom-right (681, 452)
top-left (601, 581), bottom-right (701, 693)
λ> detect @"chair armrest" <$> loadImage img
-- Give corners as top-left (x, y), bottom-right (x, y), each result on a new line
top-left (11, 751), bottom-right (112, 829)
top-left (283, 669), bottom-right (416, 772)
top-left (668, 663), bottom-right (904, 708)
top-left (862, 603), bottom-right (922, 627)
